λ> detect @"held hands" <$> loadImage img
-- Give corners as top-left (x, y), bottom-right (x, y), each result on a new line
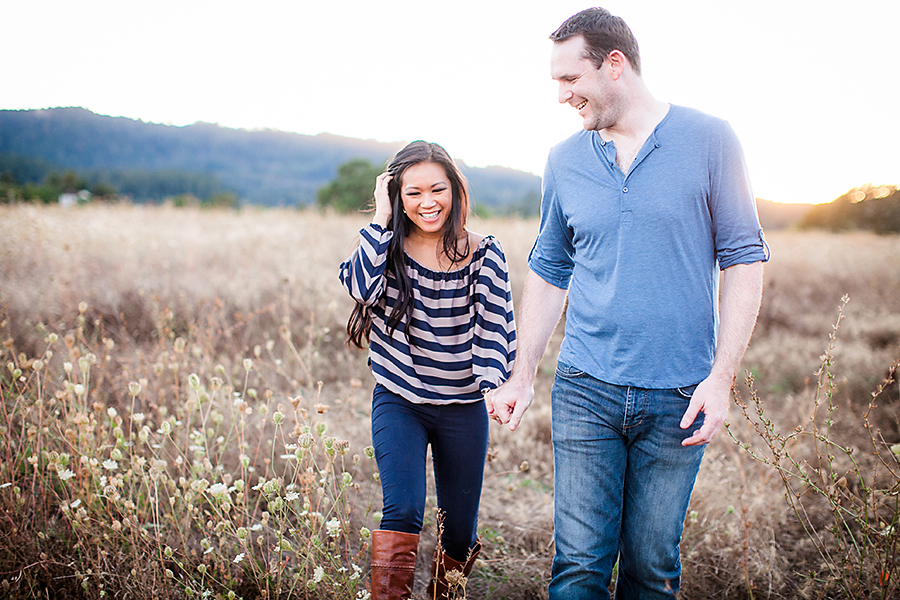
top-left (679, 372), bottom-right (733, 446)
top-left (484, 376), bottom-right (534, 432)
top-left (372, 172), bottom-right (392, 228)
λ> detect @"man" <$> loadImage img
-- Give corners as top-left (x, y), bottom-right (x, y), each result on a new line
top-left (486, 7), bottom-right (768, 599)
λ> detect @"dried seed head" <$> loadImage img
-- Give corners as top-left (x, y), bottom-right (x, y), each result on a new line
top-left (445, 569), bottom-right (466, 589)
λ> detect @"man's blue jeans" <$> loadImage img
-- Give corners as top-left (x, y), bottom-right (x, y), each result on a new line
top-left (549, 363), bottom-right (707, 600)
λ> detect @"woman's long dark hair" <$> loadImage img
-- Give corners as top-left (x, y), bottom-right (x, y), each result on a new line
top-left (347, 141), bottom-right (470, 349)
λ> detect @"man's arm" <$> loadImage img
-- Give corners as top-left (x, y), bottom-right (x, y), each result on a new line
top-left (680, 261), bottom-right (764, 446)
top-left (486, 269), bottom-right (568, 431)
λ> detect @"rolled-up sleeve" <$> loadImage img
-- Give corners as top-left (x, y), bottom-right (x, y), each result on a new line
top-left (709, 122), bottom-right (771, 270)
top-left (528, 160), bottom-right (575, 289)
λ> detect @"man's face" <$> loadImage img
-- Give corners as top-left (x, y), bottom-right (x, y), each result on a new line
top-left (550, 36), bottom-right (622, 132)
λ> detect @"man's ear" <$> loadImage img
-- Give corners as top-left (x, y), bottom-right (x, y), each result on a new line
top-left (606, 49), bottom-right (628, 80)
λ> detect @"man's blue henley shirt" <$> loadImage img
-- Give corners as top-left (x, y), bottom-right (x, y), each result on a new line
top-left (529, 104), bottom-right (769, 389)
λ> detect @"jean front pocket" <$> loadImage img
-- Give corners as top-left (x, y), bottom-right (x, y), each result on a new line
top-left (555, 362), bottom-right (589, 379)
top-left (675, 384), bottom-right (699, 399)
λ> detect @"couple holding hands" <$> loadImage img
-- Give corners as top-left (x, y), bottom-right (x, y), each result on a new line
top-left (340, 7), bottom-right (768, 600)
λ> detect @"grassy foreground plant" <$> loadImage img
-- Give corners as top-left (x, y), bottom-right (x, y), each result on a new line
top-left (4, 205), bottom-right (900, 598)
top-left (728, 296), bottom-right (900, 599)
top-left (0, 302), bottom-right (379, 599)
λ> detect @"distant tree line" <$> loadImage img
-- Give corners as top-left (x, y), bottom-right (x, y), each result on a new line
top-left (800, 184), bottom-right (900, 234)
top-left (0, 152), bottom-right (238, 207)
top-left (0, 108), bottom-right (401, 206)
top-left (0, 108), bottom-right (543, 210)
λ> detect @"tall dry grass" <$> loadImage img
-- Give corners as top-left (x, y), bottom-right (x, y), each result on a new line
top-left (0, 204), bottom-right (898, 599)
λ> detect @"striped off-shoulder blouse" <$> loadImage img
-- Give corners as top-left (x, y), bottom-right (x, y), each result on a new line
top-left (340, 223), bottom-right (517, 405)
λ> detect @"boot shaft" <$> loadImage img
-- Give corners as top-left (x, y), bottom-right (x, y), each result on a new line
top-left (426, 539), bottom-right (482, 600)
top-left (371, 529), bottom-right (419, 600)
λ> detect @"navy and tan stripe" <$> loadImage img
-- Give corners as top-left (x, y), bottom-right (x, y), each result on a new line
top-left (340, 223), bottom-right (517, 405)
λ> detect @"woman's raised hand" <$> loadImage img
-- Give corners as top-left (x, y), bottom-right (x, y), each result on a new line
top-left (372, 172), bottom-right (392, 228)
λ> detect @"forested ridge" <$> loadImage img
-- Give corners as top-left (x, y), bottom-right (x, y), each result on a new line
top-left (3, 108), bottom-right (897, 231)
top-left (0, 107), bottom-right (542, 212)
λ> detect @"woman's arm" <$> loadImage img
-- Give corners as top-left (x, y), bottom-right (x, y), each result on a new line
top-left (338, 173), bottom-right (395, 305)
top-left (472, 239), bottom-right (517, 391)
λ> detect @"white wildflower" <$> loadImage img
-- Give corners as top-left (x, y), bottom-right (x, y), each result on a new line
top-left (326, 518), bottom-right (342, 538)
top-left (208, 482), bottom-right (229, 499)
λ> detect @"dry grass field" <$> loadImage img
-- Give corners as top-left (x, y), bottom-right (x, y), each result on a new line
top-left (1, 204), bottom-right (898, 599)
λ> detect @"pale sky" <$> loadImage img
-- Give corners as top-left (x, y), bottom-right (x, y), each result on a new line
top-left (4, 0), bottom-right (898, 205)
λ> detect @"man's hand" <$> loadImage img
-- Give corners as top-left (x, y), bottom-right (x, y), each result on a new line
top-left (485, 376), bottom-right (534, 432)
top-left (679, 374), bottom-right (732, 446)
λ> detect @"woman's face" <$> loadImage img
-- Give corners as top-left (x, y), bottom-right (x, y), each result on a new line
top-left (399, 161), bottom-right (453, 238)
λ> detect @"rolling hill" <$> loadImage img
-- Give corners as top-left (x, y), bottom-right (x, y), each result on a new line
top-left (0, 107), bottom-right (541, 212)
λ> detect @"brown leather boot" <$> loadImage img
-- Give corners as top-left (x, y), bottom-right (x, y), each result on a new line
top-left (425, 539), bottom-right (482, 599)
top-left (370, 529), bottom-right (419, 600)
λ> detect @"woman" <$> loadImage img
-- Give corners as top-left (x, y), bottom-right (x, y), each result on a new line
top-left (339, 141), bottom-right (516, 599)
